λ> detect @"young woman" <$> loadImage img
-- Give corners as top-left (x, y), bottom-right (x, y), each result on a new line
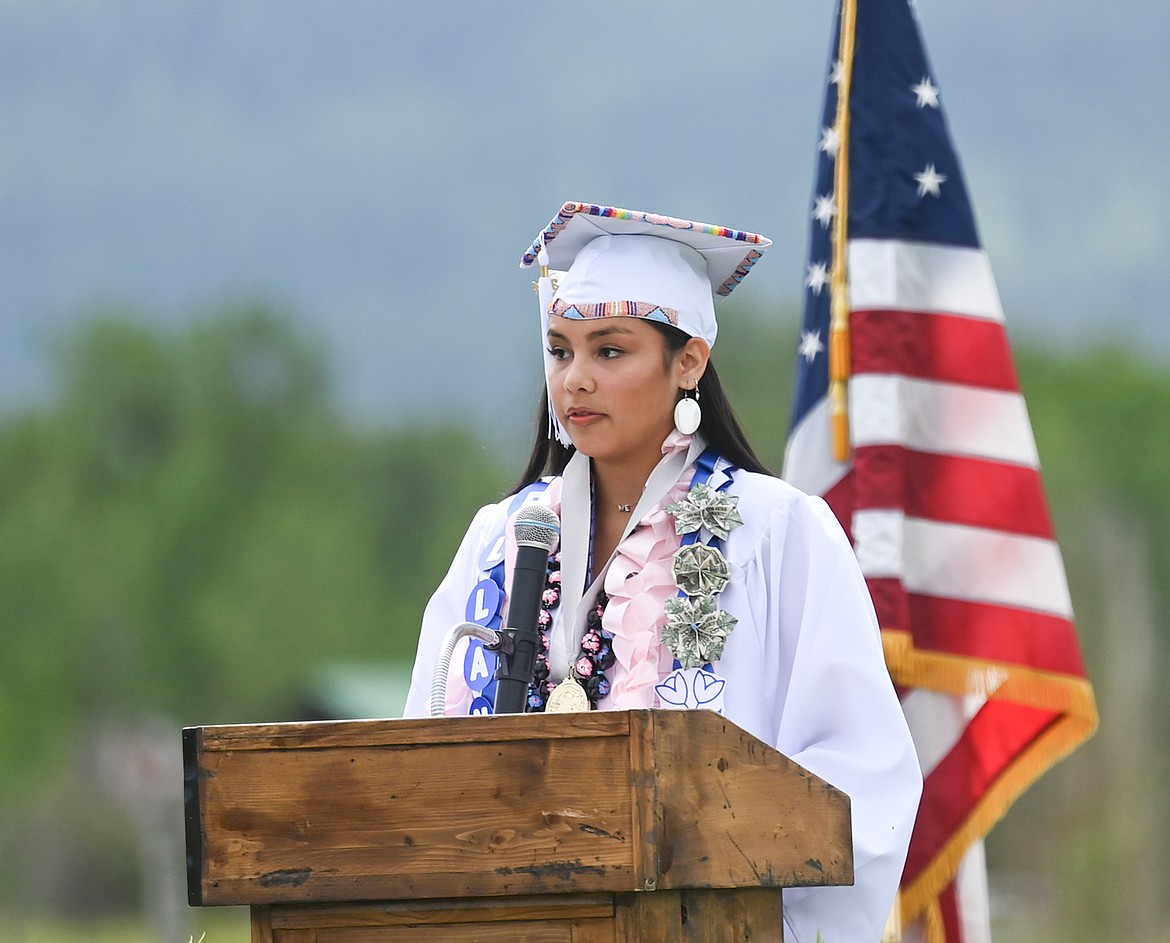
top-left (404, 202), bottom-right (921, 942)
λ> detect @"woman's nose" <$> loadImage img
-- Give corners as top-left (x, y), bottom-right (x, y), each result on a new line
top-left (562, 356), bottom-right (593, 392)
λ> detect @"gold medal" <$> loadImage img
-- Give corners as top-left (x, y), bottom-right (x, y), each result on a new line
top-left (545, 675), bottom-right (590, 713)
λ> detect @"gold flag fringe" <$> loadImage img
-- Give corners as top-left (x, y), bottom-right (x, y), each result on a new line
top-left (882, 628), bottom-right (1099, 928)
top-left (922, 898), bottom-right (946, 943)
top-left (829, 0), bottom-right (858, 463)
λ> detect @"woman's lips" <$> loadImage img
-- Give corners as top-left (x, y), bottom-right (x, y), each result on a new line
top-left (566, 408), bottom-right (604, 426)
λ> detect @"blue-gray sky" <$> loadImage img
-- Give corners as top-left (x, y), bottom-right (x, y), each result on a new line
top-left (3, 0), bottom-right (1166, 429)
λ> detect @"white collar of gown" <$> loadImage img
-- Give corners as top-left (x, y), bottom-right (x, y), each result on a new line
top-left (548, 434), bottom-right (708, 682)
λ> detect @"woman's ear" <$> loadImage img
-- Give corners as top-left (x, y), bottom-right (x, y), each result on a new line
top-left (677, 336), bottom-right (711, 387)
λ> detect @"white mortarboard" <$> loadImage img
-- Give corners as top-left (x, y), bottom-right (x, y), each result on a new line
top-left (519, 201), bottom-right (772, 444)
top-left (521, 201), bottom-right (772, 347)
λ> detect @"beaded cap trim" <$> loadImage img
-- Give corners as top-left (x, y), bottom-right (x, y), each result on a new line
top-left (551, 298), bottom-right (679, 326)
top-left (521, 201), bottom-right (769, 297)
top-left (721, 249), bottom-right (766, 297)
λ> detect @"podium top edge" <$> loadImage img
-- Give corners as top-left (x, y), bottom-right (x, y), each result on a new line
top-left (186, 710), bottom-right (642, 751)
top-left (182, 709), bottom-right (767, 753)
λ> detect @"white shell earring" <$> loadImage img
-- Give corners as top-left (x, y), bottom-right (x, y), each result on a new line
top-left (674, 385), bottom-right (702, 435)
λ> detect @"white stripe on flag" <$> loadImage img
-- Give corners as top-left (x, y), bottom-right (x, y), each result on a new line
top-left (850, 374), bottom-right (1040, 467)
top-left (849, 238), bottom-right (1005, 322)
top-left (901, 688), bottom-right (983, 777)
top-left (782, 396), bottom-right (851, 496)
top-left (956, 841), bottom-right (993, 943)
top-left (853, 511), bottom-right (1074, 618)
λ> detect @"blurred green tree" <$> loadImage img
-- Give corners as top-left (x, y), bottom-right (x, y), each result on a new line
top-left (0, 304), bottom-right (508, 798)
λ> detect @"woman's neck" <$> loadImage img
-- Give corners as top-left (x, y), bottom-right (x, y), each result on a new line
top-left (590, 453), bottom-right (659, 514)
top-left (588, 453), bottom-right (661, 571)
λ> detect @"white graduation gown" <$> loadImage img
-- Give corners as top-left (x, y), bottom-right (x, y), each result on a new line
top-left (404, 437), bottom-right (922, 943)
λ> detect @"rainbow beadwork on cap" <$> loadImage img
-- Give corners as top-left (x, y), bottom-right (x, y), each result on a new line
top-left (521, 201), bottom-right (768, 297)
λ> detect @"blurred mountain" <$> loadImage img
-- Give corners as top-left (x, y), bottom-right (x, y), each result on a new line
top-left (2, 0), bottom-right (1166, 433)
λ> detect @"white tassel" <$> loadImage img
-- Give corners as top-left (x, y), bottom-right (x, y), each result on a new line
top-left (536, 245), bottom-right (572, 446)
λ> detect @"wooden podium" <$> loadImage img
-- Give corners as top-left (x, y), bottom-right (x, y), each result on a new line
top-left (184, 709), bottom-right (852, 942)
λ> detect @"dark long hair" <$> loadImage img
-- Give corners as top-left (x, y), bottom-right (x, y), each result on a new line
top-left (512, 321), bottom-right (773, 492)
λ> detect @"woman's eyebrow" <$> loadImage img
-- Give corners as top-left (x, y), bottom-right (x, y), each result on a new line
top-left (548, 323), bottom-right (636, 342)
top-left (587, 323), bottom-right (635, 339)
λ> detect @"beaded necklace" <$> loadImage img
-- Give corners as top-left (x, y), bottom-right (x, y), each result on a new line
top-left (524, 552), bottom-right (616, 712)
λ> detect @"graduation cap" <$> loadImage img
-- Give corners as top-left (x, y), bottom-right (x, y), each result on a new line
top-left (520, 201), bottom-right (772, 348)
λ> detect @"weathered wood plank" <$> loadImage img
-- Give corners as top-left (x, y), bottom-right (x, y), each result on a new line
top-left (251, 905), bottom-right (273, 943)
top-left (313, 925), bottom-right (571, 943)
top-left (653, 712), bottom-right (852, 890)
top-left (626, 710), bottom-right (659, 892)
top-left (621, 890), bottom-right (684, 943)
top-left (266, 895), bottom-right (615, 929)
top-left (196, 731), bottom-right (637, 904)
top-left (196, 713), bottom-right (631, 752)
top-left (260, 895), bottom-right (618, 943)
top-left (679, 887), bottom-right (783, 942)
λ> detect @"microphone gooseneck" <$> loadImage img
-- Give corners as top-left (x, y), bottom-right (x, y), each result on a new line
top-left (493, 504), bottom-right (560, 714)
top-left (429, 622), bottom-right (502, 717)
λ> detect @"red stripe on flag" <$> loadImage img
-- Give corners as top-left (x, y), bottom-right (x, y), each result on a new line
top-left (869, 579), bottom-right (1087, 675)
top-left (902, 699), bottom-right (1056, 885)
top-left (939, 882), bottom-right (963, 942)
top-left (853, 444), bottom-right (1055, 538)
top-left (852, 308), bottom-right (1021, 391)
top-left (823, 468), bottom-right (856, 543)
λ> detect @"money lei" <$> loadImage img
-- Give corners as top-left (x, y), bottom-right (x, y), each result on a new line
top-left (663, 482), bottom-right (742, 668)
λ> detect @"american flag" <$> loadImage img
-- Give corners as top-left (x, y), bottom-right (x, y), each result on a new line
top-left (783, 1), bottom-right (1099, 940)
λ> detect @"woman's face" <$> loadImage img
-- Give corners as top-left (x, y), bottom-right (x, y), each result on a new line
top-left (546, 315), bottom-right (706, 472)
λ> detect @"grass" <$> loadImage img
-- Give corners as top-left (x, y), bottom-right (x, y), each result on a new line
top-left (2, 908), bottom-right (249, 942)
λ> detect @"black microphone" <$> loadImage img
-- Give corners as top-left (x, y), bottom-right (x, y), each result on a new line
top-left (493, 504), bottom-right (560, 714)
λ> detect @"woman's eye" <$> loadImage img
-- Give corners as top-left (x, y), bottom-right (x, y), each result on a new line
top-left (600, 346), bottom-right (623, 359)
top-left (546, 346), bottom-right (568, 361)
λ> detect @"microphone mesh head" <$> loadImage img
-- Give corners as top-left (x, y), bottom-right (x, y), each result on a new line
top-left (513, 504), bottom-right (560, 551)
